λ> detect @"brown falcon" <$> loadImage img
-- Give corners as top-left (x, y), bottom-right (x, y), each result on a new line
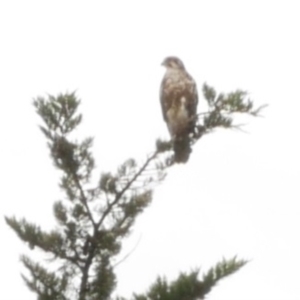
top-left (160, 56), bottom-right (198, 163)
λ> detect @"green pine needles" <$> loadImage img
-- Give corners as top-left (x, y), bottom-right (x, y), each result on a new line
top-left (5, 84), bottom-right (265, 300)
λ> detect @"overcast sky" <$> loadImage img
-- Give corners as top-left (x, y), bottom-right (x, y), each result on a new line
top-left (1, 1), bottom-right (300, 299)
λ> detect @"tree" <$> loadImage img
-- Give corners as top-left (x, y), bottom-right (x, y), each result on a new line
top-left (5, 84), bottom-right (265, 300)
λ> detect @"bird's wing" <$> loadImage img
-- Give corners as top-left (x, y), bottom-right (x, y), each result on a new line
top-left (160, 76), bottom-right (173, 122)
top-left (185, 73), bottom-right (198, 122)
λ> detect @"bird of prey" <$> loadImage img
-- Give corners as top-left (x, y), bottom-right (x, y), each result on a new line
top-left (160, 56), bottom-right (198, 163)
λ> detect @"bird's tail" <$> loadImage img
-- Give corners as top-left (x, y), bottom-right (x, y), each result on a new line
top-left (173, 135), bottom-right (192, 163)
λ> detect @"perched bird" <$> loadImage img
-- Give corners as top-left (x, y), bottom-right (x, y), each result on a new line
top-left (160, 56), bottom-right (198, 163)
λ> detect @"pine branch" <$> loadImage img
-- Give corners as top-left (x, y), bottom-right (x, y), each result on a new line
top-left (199, 256), bottom-right (248, 297)
top-left (21, 255), bottom-right (68, 300)
top-left (96, 151), bottom-right (159, 230)
top-left (79, 247), bottom-right (94, 300)
top-left (132, 256), bottom-right (248, 300)
top-left (72, 169), bottom-right (96, 229)
top-left (78, 151), bottom-right (161, 300)
top-left (196, 83), bottom-right (266, 137)
top-left (5, 216), bottom-right (84, 269)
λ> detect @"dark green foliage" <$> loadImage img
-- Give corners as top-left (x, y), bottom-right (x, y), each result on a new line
top-left (200, 256), bottom-right (248, 296)
top-left (21, 255), bottom-right (68, 300)
top-left (89, 256), bottom-right (116, 300)
top-left (5, 85), bottom-right (264, 300)
top-left (196, 83), bottom-right (266, 138)
top-left (6, 93), bottom-right (168, 300)
top-left (133, 256), bottom-right (247, 300)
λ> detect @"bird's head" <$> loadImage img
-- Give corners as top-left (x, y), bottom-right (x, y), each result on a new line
top-left (161, 56), bottom-right (185, 70)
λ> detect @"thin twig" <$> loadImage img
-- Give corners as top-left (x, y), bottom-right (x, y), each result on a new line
top-left (113, 234), bottom-right (142, 268)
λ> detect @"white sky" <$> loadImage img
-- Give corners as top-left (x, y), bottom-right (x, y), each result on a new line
top-left (1, 1), bottom-right (299, 299)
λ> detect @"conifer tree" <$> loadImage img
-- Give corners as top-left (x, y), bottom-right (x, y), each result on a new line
top-left (5, 84), bottom-right (265, 300)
